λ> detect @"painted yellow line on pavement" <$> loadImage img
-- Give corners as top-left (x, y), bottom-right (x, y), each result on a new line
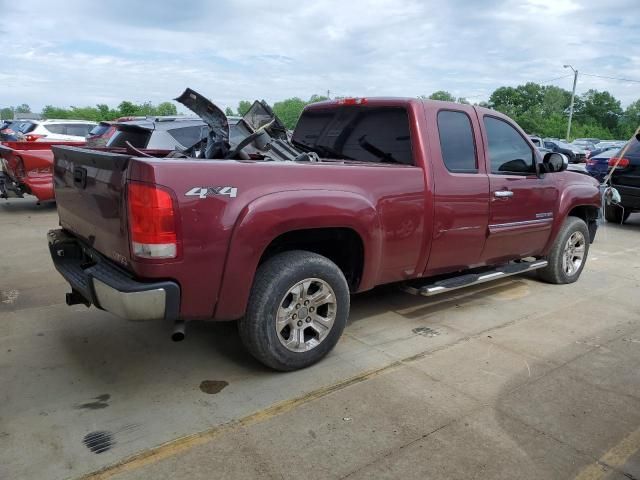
top-left (81, 361), bottom-right (402, 480)
top-left (574, 426), bottom-right (640, 480)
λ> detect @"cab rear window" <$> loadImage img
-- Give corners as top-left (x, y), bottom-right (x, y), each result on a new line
top-left (107, 126), bottom-right (151, 148)
top-left (292, 106), bottom-right (413, 165)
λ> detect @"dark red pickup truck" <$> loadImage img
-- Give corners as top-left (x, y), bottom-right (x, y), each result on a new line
top-left (48, 96), bottom-right (601, 370)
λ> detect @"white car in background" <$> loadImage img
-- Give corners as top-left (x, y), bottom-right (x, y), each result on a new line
top-left (15, 119), bottom-right (97, 142)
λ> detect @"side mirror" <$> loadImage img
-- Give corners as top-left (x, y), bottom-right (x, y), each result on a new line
top-left (543, 152), bottom-right (568, 173)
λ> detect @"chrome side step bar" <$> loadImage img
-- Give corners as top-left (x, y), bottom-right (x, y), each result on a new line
top-left (402, 260), bottom-right (548, 297)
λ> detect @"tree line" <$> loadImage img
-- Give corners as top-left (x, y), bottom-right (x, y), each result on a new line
top-left (1, 101), bottom-right (177, 122)
top-left (3, 84), bottom-right (638, 140)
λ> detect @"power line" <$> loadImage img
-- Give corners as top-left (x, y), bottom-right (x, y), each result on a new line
top-left (581, 72), bottom-right (640, 84)
top-left (536, 73), bottom-right (573, 84)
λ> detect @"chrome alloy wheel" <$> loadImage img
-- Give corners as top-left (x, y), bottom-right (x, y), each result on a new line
top-left (275, 278), bottom-right (337, 352)
top-left (562, 231), bottom-right (586, 276)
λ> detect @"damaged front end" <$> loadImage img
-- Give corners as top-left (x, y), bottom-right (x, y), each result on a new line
top-left (174, 88), bottom-right (317, 162)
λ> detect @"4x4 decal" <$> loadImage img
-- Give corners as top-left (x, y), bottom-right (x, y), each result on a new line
top-left (185, 186), bottom-right (238, 199)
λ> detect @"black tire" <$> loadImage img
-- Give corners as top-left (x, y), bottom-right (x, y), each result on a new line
top-left (238, 250), bottom-right (350, 371)
top-left (538, 217), bottom-right (590, 284)
top-left (604, 204), bottom-right (630, 224)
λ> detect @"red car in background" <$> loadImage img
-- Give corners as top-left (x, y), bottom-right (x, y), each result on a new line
top-left (85, 116), bottom-right (144, 147)
top-left (0, 141), bottom-right (85, 201)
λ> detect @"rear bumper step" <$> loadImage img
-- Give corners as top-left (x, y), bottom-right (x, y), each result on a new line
top-left (47, 229), bottom-right (180, 321)
top-left (402, 260), bottom-right (548, 297)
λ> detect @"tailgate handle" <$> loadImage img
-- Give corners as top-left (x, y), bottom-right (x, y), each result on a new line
top-left (73, 166), bottom-right (88, 189)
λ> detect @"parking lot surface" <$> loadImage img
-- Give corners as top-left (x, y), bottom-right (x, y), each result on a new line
top-left (2, 197), bottom-right (640, 480)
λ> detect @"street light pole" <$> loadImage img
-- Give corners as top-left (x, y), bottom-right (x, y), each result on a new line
top-left (564, 64), bottom-right (578, 141)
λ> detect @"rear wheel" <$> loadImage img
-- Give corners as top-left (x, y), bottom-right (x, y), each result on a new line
top-left (604, 204), bottom-right (630, 224)
top-left (538, 217), bottom-right (589, 284)
top-left (238, 250), bottom-right (350, 371)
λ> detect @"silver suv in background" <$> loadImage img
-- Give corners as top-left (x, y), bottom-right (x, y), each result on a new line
top-left (14, 119), bottom-right (97, 142)
top-left (106, 115), bottom-right (243, 151)
top-left (106, 116), bottom-right (207, 150)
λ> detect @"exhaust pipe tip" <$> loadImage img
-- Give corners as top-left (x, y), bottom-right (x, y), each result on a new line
top-left (171, 321), bottom-right (186, 342)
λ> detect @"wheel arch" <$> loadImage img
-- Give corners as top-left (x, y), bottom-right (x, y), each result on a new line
top-left (544, 184), bottom-right (601, 252)
top-left (213, 190), bottom-right (382, 320)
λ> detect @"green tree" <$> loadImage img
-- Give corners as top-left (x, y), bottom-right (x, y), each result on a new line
top-left (575, 89), bottom-right (622, 132)
top-left (155, 102), bottom-right (177, 116)
top-left (457, 97), bottom-right (470, 104)
top-left (428, 91), bottom-right (456, 102)
top-left (117, 101), bottom-right (138, 117)
top-left (541, 86), bottom-right (571, 116)
top-left (224, 107), bottom-right (235, 116)
top-left (15, 104), bottom-right (31, 114)
top-left (272, 97), bottom-right (308, 129)
top-left (620, 99), bottom-right (640, 138)
top-left (42, 105), bottom-right (70, 119)
top-left (237, 100), bottom-right (252, 116)
top-left (1, 107), bottom-right (14, 120)
top-left (308, 94), bottom-right (329, 104)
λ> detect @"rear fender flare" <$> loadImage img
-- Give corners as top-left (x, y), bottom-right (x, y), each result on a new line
top-left (214, 190), bottom-right (382, 320)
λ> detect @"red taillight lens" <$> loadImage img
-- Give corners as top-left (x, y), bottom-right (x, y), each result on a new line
top-left (25, 134), bottom-right (46, 142)
top-left (127, 182), bottom-right (178, 259)
top-left (608, 157), bottom-right (630, 168)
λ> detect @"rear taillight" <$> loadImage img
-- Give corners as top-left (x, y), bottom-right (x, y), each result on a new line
top-left (25, 134), bottom-right (46, 142)
top-left (608, 157), bottom-right (630, 168)
top-left (127, 182), bottom-right (178, 259)
top-left (15, 156), bottom-right (25, 178)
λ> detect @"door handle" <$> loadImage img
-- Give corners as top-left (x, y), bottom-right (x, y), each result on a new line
top-left (494, 190), bottom-right (514, 198)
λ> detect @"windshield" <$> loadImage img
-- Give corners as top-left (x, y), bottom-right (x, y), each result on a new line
top-left (292, 106), bottom-right (413, 165)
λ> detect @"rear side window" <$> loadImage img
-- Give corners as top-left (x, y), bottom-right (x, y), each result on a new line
top-left (107, 127), bottom-right (151, 148)
top-left (168, 125), bottom-right (207, 148)
top-left (44, 124), bottom-right (65, 134)
top-left (484, 117), bottom-right (534, 174)
top-left (437, 110), bottom-right (477, 172)
top-left (292, 106), bottom-right (414, 165)
top-left (65, 124), bottom-right (94, 136)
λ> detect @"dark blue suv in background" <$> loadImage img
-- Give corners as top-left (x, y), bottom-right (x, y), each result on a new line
top-left (604, 132), bottom-right (640, 223)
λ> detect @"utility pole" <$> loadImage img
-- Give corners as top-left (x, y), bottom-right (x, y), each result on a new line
top-left (564, 64), bottom-right (578, 141)
top-left (327, 90), bottom-right (331, 99)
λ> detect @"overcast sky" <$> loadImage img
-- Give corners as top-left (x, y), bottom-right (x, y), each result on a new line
top-left (1, 0), bottom-right (638, 113)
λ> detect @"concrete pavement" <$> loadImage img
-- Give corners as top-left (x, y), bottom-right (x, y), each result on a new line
top-left (1, 197), bottom-right (639, 480)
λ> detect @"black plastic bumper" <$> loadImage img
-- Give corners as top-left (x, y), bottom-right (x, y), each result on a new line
top-left (47, 229), bottom-right (180, 321)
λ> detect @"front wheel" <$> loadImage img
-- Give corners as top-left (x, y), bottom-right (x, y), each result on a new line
top-left (238, 250), bottom-right (350, 371)
top-left (538, 217), bottom-right (590, 284)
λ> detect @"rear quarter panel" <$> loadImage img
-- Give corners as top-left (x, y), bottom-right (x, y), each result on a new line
top-left (130, 158), bottom-right (428, 320)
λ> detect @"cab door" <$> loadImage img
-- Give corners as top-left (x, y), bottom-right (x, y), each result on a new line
top-left (423, 105), bottom-right (490, 276)
top-left (480, 114), bottom-right (559, 264)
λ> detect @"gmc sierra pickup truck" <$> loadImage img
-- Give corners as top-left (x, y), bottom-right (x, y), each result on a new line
top-left (48, 92), bottom-right (601, 371)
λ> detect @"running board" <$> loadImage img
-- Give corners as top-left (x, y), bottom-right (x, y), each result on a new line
top-left (402, 260), bottom-right (548, 297)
